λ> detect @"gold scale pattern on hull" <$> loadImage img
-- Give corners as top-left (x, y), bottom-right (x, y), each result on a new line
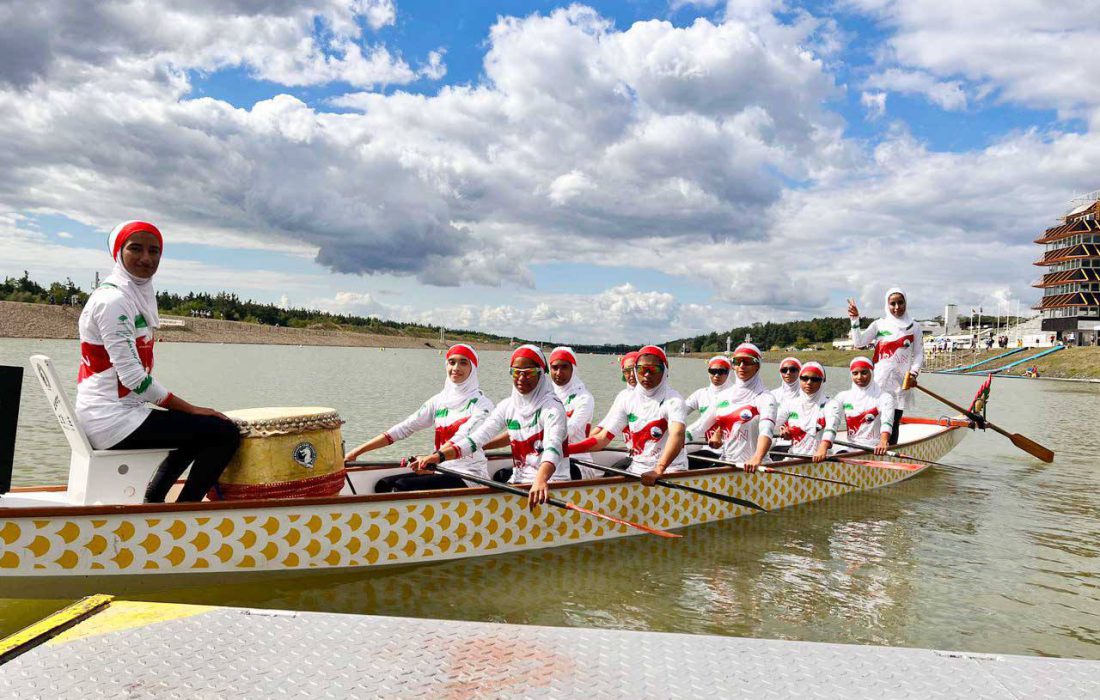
top-left (0, 429), bottom-right (963, 577)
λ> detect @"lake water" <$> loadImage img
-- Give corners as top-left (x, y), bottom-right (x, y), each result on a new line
top-left (1, 338), bottom-right (1098, 659)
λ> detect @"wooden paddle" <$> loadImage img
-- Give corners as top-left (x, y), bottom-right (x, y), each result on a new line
top-left (571, 458), bottom-right (768, 512)
top-left (912, 383), bottom-right (1054, 463)
top-left (687, 453), bottom-right (855, 487)
top-left (424, 461), bottom-right (681, 539)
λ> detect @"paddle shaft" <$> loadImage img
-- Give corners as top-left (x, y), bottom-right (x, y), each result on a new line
top-left (426, 462), bottom-right (679, 538)
top-left (688, 453), bottom-right (855, 487)
top-left (912, 384), bottom-right (1053, 463)
top-left (572, 458), bottom-right (767, 512)
top-left (831, 438), bottom-right (958, 470)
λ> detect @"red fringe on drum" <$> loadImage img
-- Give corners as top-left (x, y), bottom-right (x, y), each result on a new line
top-left (208, 469), bottom-right (348, 501)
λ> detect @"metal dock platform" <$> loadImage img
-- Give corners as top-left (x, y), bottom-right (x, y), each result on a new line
top-left (2, 596), bottom-right (1098, 698)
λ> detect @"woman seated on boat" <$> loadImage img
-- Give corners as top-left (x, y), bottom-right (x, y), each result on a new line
top-left (684, 355), bottom-right (732, 420)
top-left (771, 357), bottom-right (801, 404)
top-left (76, 221), bottom-right (240, 503)
top-left (567, 345), bottom-right (687, 483)
top-left (587, 351), bottom-right (639, 449)
top-left (774, 362), bottom-right (833, 463)
top-left (847, 288), bottom-right (924, 444)
top-left (824, 357), bottom-right (895, 455)
top-left (344, 344), bottom-right (494, 493)
top-left (412, 345), bottom-right (569, 509)
top-left (685, 343), bottom-right (777, 473)
top-left (548, 346), bottom-right (599, 479)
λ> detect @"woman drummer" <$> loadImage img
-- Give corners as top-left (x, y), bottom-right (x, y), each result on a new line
top-left (567, 345), bottom-right (687, 482)
top-left (345, 344), bottom-right (494, 492)
top-left (685, 342), bottom-right (777, 472)
top-left (76, 221), bottom-right (240, 503)
top-left (847, 287), bottom-right (924, 444)
top-left (412, 344), bottom-right (569, 509)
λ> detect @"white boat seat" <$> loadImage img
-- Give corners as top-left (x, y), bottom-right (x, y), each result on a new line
top-left (30, 354), bottom-right (173, 506)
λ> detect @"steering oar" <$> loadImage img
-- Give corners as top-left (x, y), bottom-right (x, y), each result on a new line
top-left (911, 383), bottom-right (1053, 463)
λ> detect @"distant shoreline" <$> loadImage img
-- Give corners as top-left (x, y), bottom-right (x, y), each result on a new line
top-left (4, 300), bottom-right (1097, 380)
top-left (0, 300), bottom-right (511, 352)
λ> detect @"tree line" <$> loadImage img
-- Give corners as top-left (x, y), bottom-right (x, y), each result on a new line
top-left (1, 272), bottom-right (509, 344)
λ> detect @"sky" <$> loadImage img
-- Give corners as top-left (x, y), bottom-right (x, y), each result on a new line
top-left (2, 0), bottom-right (1097, 344)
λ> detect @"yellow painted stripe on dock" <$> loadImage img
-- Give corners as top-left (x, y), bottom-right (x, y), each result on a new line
top-left (47, 600), bottom-right (215, 647)
top-left (0, 594), bottom-right (113, 660)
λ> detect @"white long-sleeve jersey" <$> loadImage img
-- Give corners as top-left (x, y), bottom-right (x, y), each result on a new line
top-left (459, 398), bottom-right (570, 483)
top-left (687, 391), bottom-right (777, 463)
top-left (775, 394), bottom-right (830, 456)
top-left (825, 386), bottom-right (897, 447)
top-left (384, 393), bottom-right (494, 479)
top-left (598, 391), bottom-right (688, 475)
top-left (76, 285), bottom-right (171, 449)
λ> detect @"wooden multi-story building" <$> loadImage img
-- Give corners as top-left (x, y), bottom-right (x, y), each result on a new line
top-left (1034, 191), bottom-right (1100, 344)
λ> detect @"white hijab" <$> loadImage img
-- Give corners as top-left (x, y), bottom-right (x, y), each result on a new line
top-left (796, 361), bottom-right (828, 411)
top-left (635, 346), bottom-right (675, 402)
top-left (438, 344), bottom-right (482, 408)
top-left (550, 346), bottom-right (589, 404)
top-left (510, 344), bottom-right (561, 416)
top-left (774, 357), bottom-right (801, 401)
top-left (880, 286), bottom-right (914, 334)
top-left (705, 355), bottom-right (732, 398)
top-left (847, 357), bottom-right (884, 402)
top-left (722, 363), bottom-right (768, 406)
top-left (104, 221), bottom-right (161, 329)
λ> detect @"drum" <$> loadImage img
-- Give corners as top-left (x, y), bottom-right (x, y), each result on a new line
top-left (213, 407), bottom-right (346, 500)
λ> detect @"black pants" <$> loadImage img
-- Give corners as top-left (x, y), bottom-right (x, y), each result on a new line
top-left (889, 409), bottom-right (904, 445)
top-left (114, 410), bottom-right (241, 503)
top-left (374, 472), bottom-right (467, 493)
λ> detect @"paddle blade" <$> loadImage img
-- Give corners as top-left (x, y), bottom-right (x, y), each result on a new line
top-left (838, 457), bottom-right (921, 472)
top-left (565, 502), bottom-right (682, 538)
top-left (1010, 433), bottom-right (1055, 463)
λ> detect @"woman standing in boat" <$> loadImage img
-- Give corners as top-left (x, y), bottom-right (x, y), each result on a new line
top-left (774, 362), bottom-right (833, 462)
top-left (771, 357), bottom-right (801, 404)
top-left (686, 343), bottom-right (777, 472)
top-left (685, 355), bottom-right (732, 419)
top-left (548, 346), bottom-right (599, 479)
top-left (847, 288), bottom-right (924, 444)
top-left (413, 344), bottom-right (569, 509)
top-left (345, 344), bottom-right (494, 492)
top-left (568, 345), bottom-right (688, 480)
top-left (824, 357), bottom-right (895, 455)
top-left (76, 221), bottom-right (240, 503)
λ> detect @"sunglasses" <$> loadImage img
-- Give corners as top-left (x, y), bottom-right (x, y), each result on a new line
top-left (635, 364), bottom-right (664, 375)
top-left (799, 376), bottom-right (823, 383)
top-left (708, 368), bottom-right (729, 376)
top-left (510, 367), bottom-right (542, 379)
top-left (779, 367), bottom-right (799, 374)
top-left (731, 358), bottom-right (759, 366)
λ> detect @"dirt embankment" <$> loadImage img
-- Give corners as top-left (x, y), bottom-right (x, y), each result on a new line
top-left (0, 301), bottom-right (510, 351)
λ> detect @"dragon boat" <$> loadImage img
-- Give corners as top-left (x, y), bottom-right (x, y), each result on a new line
top-left (0, 355), bottom-right (973, 587)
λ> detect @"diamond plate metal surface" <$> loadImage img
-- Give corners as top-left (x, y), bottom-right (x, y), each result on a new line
top-left (2, 604), bottom-right (1098, 699)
